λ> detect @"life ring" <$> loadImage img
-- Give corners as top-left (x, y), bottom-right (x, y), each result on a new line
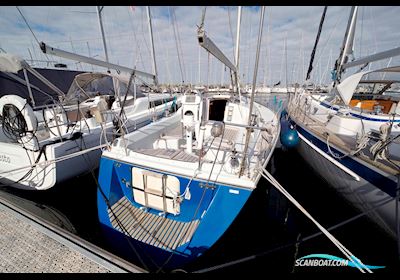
top-left (0, 94), bottom-right (37, 132)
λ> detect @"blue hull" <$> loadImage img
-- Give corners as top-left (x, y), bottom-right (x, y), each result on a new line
top-left (290, 117), bottom-right (399, 237)
top-left (97, 156), bottom-right (253, 271)
top-left (295, 124), bottom-right (397, 197)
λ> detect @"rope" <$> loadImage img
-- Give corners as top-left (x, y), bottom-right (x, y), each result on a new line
top-left (0, 143), bottom-right (108, 179)
top-left (326, 132), bottom-right (370, 160)
top-left (112, 71), bottom-right (135, 141)
top-left (291, 233), bottom-right (302, 273)
top-left (1, 103), bottom-right (31, 142)
top-left (76, 127), bottom-right (155, 272)
top-left (193, 187), bottom-right (400, 273)
top-left (0, 132), bottom-right (84, 188)
top-left (97, 180), bottom-right (156, 271)
top-left (0, 146), bottom-right (41, 188)
top-left (88, 148), bottom-right (156, 272)
top-left (397, 175), bottom-right (400, 260)
top-left (41, 102), bottom-right (67, 138)
top-left (369, 116), bottom-right (400, 168)
top-left (259, 167), bottom-right (372, 273)
top-left (156, 124), bottom-right (226, 272)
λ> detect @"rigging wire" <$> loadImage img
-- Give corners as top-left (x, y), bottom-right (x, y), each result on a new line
top-left (152, 11), bottom-right (171, 85)
top-left (127, 7), bottom-right (146, 71)
top-left (359, 6), bottom-right (364, 58)
top-left (173, 8), bottom-right (186, 83)
top-left (76, 131), bottom-right (155, 272)
top-left (314, 10), bottom-right (345, 84)
top-left (169, 7), bottom-right (185, 84)
top-left (227, 7), bottom-right (236, 62)
top-left (15, 6), bottom-right (51, 62)
top-left (262, 8), bottom-right (271, 88)
top-left (156, 124), bottom-right (227, 272)
top-left (284, 37), bottom-right (288, 88)
top-left (140, 6), bottom-right (151, 70)
top-left (306, 6), bottom-right (328, 81)
top-left (246, 9), bottom-right (253, 85)
top-left (199, 6), bottom-right (206, 30)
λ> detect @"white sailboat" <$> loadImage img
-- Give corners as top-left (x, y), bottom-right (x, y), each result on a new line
top-left (0, 53), bottom-right (177, 191)
top-left (286, 6), bottom-right (400, 238)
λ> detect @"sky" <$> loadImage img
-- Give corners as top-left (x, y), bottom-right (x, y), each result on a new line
top-left (1, 6), bottom-right (400, 86)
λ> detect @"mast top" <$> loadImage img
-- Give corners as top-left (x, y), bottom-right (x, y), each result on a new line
top-left (332, 6), bottom-right (358, 85)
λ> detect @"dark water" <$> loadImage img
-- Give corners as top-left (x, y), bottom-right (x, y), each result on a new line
top-left (1, 147), bottom-right (399, 273)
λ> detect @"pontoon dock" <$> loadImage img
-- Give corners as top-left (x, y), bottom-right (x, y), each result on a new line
top-left (0, 192), bottom-right (146, 273)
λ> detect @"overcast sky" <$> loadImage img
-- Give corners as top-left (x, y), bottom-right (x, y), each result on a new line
top-left (1, 6), bottom-right (400, 86)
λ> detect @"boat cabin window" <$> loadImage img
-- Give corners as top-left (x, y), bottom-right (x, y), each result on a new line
top-left (65, 75), bottom-right (115, 104)
top-left (350, 81), bottom-right (400, 114)
top-left (64, 73), bottom-right (145, 105)
top-left (118, 82), bottom-right (145, 99)
top-left (148, 97), bottom-right (175, 108)
top-left (208, 99), bottom-right (227, 121)
top-left (354, 82), bottom-right (391, 96)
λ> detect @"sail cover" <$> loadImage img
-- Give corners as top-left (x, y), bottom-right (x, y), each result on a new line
top-left (0, 53), bottom-right (28, 74)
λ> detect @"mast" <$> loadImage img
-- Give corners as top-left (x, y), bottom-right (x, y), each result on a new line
top-left (333, 6), bottom-right (358, 85)
top-left (96, 6), bottom-right (109, 66)
top-left (86, 41), bottom-right (94, 72)
top-left (301, 31), bottom-right (304, 83)
top-left (263, 9), bottom-right (270, 88)
top-left (238, 6), bottom-right (265, 178)
top-left (198, 45), bottom-right (201, 85)
top-left (234, 6), bottom-right (242, 97)
top-left (146, 6), bottom-right (158, 86)
top-left (220, 63), bottom-right (224, 87)
top-left (22, 68), bottom-right (35, 107)
top-left (329, 6), bottom-right (400, 87)
top-left (28, 48), bottom-right (33, 63)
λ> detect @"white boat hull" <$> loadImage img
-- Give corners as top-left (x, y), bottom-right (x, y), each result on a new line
top-left (0, 98), bottom-right (177, 190)
top-left (0, 133), bottom-right (100, 190)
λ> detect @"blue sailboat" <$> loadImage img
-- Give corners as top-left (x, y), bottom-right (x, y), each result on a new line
top-left (96, 7), bottom-right (281, 270)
